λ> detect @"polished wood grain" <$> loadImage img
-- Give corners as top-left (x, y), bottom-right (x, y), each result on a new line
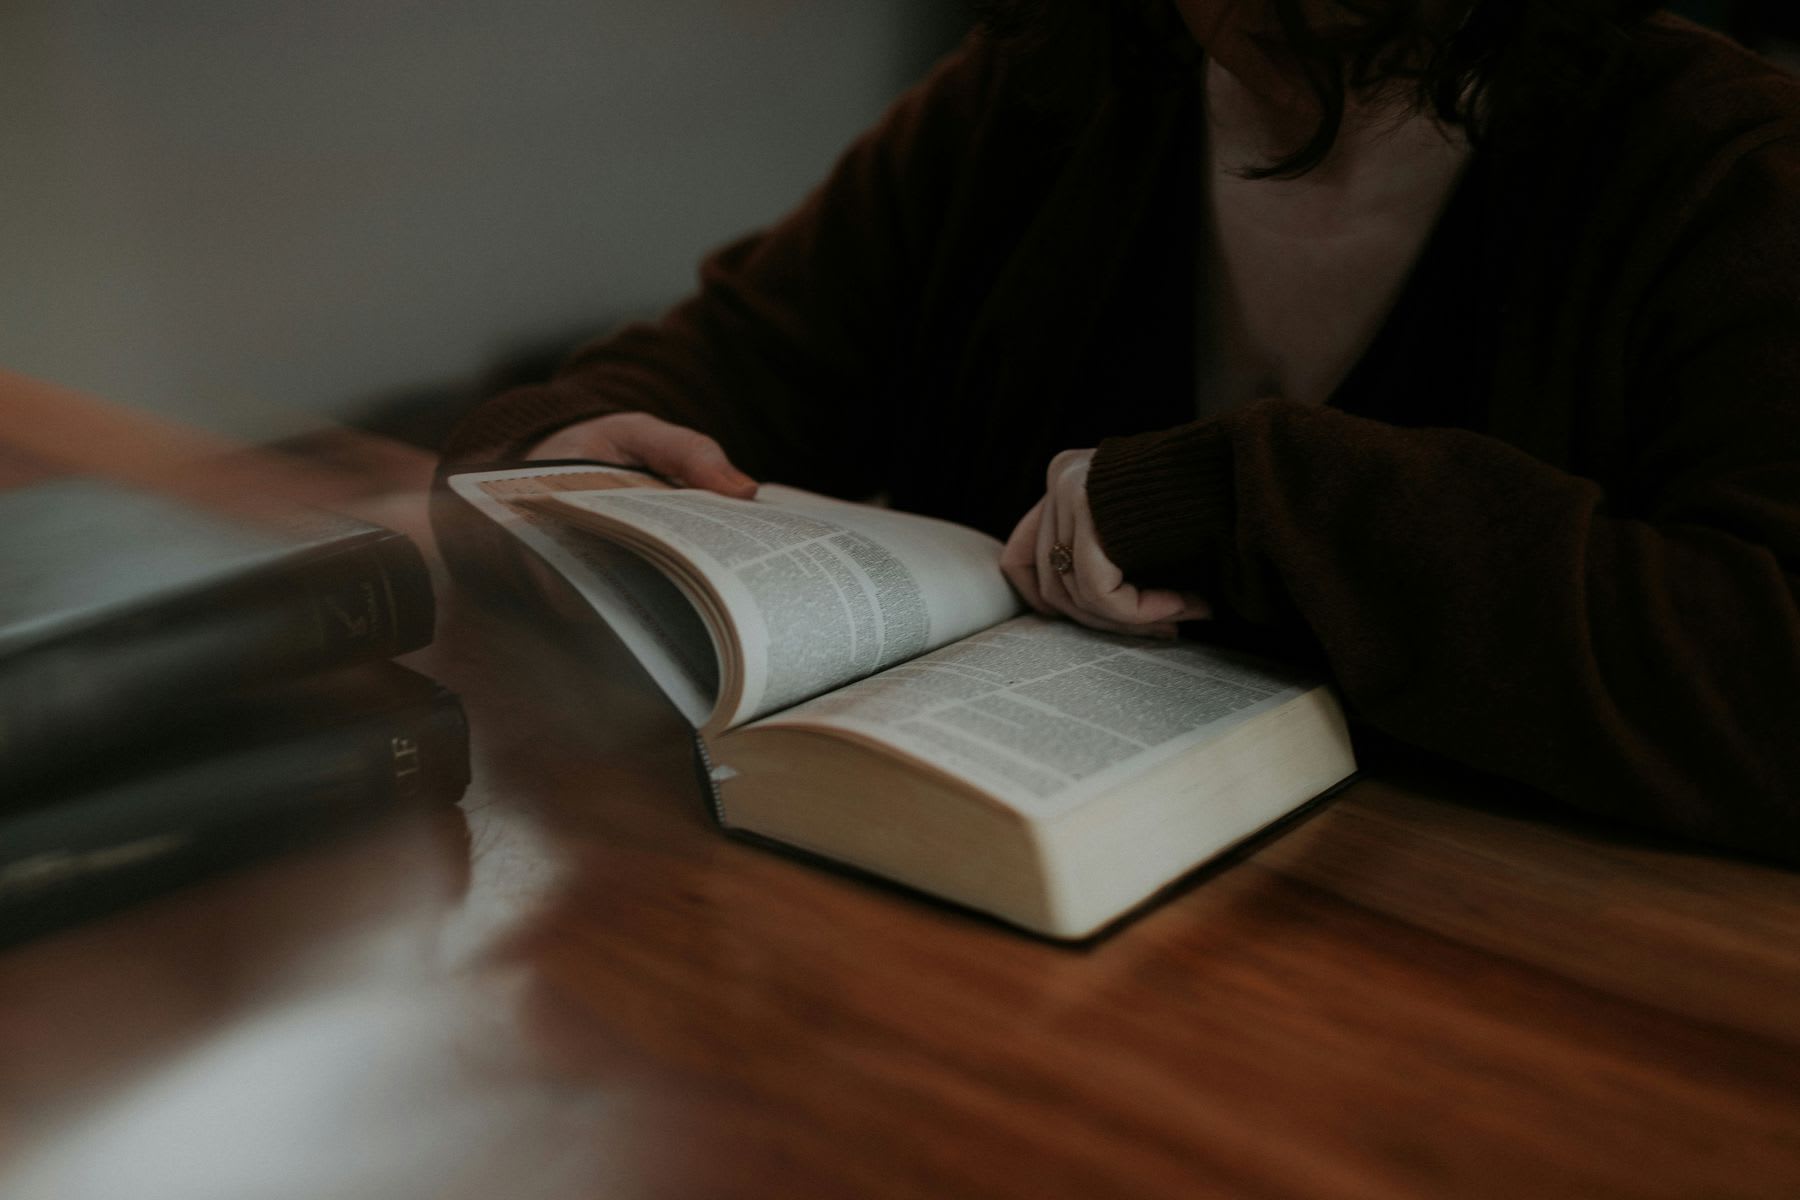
top-left (2, 437), bottom-right (1797, 1199)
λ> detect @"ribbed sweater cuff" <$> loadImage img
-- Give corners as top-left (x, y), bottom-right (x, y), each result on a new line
top-left (1088, 417), bottom-right (1236, 581)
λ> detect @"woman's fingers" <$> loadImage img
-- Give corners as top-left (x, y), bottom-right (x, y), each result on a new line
top-left (1007, 446), bottom-right (1213, 637)
top-left (527, 413), bottom-right (758, 498)
top-left (634, 421), bottom-right (758, 497)
top-left (1062, 479), bottom-right (1128, 616)
top-left (1000, 497), bottom-right (1053, 615)
top-left (1132, 586), bottom-right (1214, 625)
top-left (1034, 480), bottom-right (1086, 622)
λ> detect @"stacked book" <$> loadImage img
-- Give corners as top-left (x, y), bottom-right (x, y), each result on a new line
top-left (1, 477), bottom-right (470, 945)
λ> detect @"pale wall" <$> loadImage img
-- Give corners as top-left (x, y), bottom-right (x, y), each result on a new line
top-left (0, 1), bottom-right (959, 437)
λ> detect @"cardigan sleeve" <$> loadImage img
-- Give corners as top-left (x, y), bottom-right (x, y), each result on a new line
top-left (440, 39), bottom-right (1007, 500)
top-left (1087, 133), bottom-right (1800, 861)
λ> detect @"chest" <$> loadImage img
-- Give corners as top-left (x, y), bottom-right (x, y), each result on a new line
top-left (1198, 109), bottom-right (1470, 412)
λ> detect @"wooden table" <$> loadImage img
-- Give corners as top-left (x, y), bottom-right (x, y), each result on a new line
top-left (3, 442), bottom-right (1798, 1199)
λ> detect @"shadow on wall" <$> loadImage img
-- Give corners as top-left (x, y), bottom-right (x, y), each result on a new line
top-left (0, 1), bottom-right (971, 445)
top-left (351, 2), bottom-right (974, 452)
top-left (348, 323), bottom-right (617, 452)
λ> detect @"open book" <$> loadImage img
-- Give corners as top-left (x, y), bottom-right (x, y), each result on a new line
top-left (443, 463), bottom-right (1354, 938)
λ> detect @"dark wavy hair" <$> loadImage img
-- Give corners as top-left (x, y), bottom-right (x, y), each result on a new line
top-left (973, 0), bottom-right (1668, 177)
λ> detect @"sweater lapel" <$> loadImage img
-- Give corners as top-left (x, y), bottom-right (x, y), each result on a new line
top-left (956, 81), bottom-right (1197, 457)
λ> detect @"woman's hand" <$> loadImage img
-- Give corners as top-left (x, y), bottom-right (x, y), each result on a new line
top-left (528, 412), bottom-right (758, 499)
top-left (1000, 449), bottom-right (1212, 639)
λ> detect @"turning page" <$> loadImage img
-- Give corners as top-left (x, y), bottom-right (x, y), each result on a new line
top-left (446, 465), bottom-right (719, 726)
top-left (535, 484), bottom-right (1022, 729)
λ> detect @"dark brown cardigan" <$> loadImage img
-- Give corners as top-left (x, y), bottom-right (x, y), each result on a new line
top-left (444, 17), bottom-right (1800, 859)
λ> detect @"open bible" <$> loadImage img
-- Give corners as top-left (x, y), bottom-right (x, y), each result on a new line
top-left (443, 463), bottom-right (1355, 938)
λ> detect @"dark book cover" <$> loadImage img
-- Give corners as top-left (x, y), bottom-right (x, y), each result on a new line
top-left (0, 661), bottom-right (470, 946)
top-left (0, 477), bottom-right (436, 790)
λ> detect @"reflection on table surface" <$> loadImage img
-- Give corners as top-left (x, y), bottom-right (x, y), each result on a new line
top-left (3, 432), bottom-right (1800, 1200)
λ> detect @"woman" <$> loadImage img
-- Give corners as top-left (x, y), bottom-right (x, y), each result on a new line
top-left (444, 1), bottom-right (1800, 858)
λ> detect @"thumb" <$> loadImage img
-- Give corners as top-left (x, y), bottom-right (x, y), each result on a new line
top-left (1131, 587), bottom-right (1213, 625)
top-left (611, 416), bottom-right (758, 499)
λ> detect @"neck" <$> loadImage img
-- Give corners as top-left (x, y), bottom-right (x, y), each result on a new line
top-left (1204, 58), bottom-right (1465, 198)
top-left (1202, 54), bottom-right (1321, 173)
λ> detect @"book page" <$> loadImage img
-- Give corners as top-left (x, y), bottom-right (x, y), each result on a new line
top-left (447, 466), bottom-right (719, 726)
top-left (539, 485), bottom-right (1021, 727)
top-left (750, 615), bottom-right (1318, 820)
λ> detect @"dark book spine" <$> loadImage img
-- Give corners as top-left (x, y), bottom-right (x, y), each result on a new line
top-left (0, 680), bottom-right (469, 947)
top-left (0, 530), bottom-right (435, 793)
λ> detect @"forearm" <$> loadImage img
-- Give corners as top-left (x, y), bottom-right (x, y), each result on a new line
top-left (1090, 399), bottom-right (1800, 858)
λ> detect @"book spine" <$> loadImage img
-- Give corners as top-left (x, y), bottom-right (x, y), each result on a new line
top-left (0, 530), bottom-right (435, 794)
top-left (0, 682), bottom-right (469, 947)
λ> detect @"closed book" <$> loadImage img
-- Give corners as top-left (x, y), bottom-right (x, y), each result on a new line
top-left (0, 477), bottom-right (434, 789)
top-left (0, 662), bottom-right (470, 945)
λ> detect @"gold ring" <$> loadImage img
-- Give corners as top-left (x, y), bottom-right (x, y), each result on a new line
top-left (1049, 542), bottom-right (1074, 574)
